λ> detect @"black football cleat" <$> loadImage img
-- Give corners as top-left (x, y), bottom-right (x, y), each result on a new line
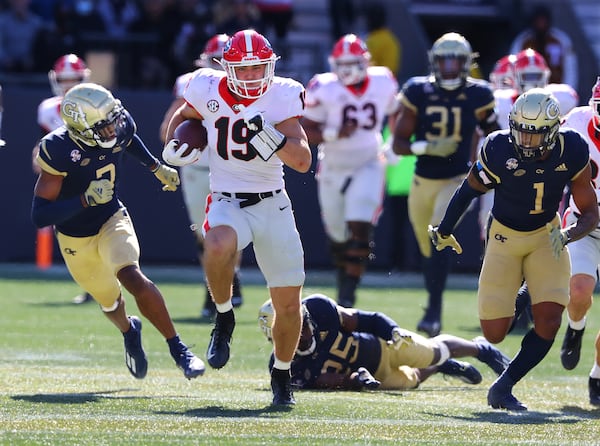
top-left (438, 359), bottom-right (482, 385)
top-left (487, 377), bottom-right (527, 411)
top-left (200, 285), bottom-right (216, 320)
top-left (474, 336), bottom-right (511, 375)
top-left (123, 316), bottom-right (148, 379)
top-left (271, 368), bottom-right (296, 406)
top-left (207, 310), bottom-right (235, 369)
top-left (72, 292), bottom-right (94, 304)
top-left (589, 377), bottom-right (600, 406)
top-left (416, 318), bottom-right (441, 337)
top-left (560, 326), bottom-right (585, 370)
top-left (170, 342), bottom-right (205, 379)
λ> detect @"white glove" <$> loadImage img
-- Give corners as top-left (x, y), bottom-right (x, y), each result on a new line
top-left (352, 367), bottom-right (380, 390)
top-left (162, 139), bottom-right (200, 166)
top-left (546, 222), bottom-right (570, 260)
top-left (387, 327), bottom-right (411, 351)
top-left (238, 104), bottom-right (286, 161)
top-left (380, 137), bottom-right (398, 165)
top-left (428, 225), bottom-right (463, 254)
top-left (83, 179), bottom-right (114, 206)
top-left (152, 162), bottom-right (180, 192)
top-left (411, 137), bottom-right (458, 157)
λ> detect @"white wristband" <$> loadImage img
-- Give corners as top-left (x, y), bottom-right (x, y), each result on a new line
top-left (410, 140), bottom-right (428, 155)
top-left (322, 127), bottom-right (338, 143)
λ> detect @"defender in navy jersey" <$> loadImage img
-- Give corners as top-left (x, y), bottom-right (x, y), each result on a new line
top-left (259, 294), bottom-right (511, 391)
top-left (392, 32), bottom-right (499, 338)
top-left (31, 83), bottom-right (205, 380)
top-left (429, 89), bottom-right (599, 410)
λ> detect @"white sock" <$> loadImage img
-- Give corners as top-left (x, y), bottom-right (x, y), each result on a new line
top-left (215, 300), bottom-right (233, 313)
top-left (590, 363), bottom-right (600, 379)
top-left (568, 315), bottom-right (586, 331)
top-left (273, 358), bottom-right (291, 370)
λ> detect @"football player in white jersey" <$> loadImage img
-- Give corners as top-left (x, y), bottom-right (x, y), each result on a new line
top-left (557, 76), bottom-right (600, 406)
top-left (162, 29), bottom-right (312, 406)
top-left (159, 34), bottom-right (244, 320)
top-left (300, 34), bottom-right (399, 308)
top-left (32, 54), bottom-right (93, 304)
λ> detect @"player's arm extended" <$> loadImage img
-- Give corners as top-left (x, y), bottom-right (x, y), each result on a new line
top-left (437, 166), bottom-right (490, 236)
top-left (313, 369), bottom-right (379, 391)
top-left (567, 162), bottom-right (599, 242)
top-left (271, 117), bottom-right (312, 173)
top-left (337, 306), bottom-right (398, 341)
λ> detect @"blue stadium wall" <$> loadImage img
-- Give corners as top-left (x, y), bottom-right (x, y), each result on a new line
top-left (0, 86), bottom-right (482, 273)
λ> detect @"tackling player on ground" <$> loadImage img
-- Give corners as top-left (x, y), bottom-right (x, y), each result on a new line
top-left (259, 293), bottom-right (510, 391)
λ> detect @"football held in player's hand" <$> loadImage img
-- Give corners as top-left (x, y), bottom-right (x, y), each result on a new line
top-left (173, 120), bottom-right (208, 156)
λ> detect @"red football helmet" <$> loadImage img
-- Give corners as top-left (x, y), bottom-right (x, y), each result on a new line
top-left (591, 76), bottom-right (600, 132)
top-left (328, 34), bottom-right (370, 86)
top-left (513, 48), bottom-right (550, 93)
top-left (221, 29), bottom-right (278, 99)
top-left (489, 54), bottom-right (516, 90)
top-left (48, 54), bottom-right (90, 96)
top-left (195, 33), bottom-right (229, 69)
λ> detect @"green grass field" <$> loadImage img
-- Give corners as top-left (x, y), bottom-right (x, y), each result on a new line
top-left (0, 268), bottom-right (599, 445)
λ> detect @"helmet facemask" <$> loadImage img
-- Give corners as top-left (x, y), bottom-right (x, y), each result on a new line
top-left (221, 30), bottom-right (278, 99)
top-left (509, 88), bottom-right (560, 162)
top-left (61, 83), bottom-right (132, 149)
top-left (429, 33), bottom-right (473, 91)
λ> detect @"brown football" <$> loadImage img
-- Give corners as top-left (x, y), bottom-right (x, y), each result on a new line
top-left (173, 120), bottom-right (208, 156)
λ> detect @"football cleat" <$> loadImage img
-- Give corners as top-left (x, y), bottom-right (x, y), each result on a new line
top-left (560, 326), bottom-right (585, 370)
top-left (438, 359), bottom-right (482, 385)
top-left (72, 292), bottom-right (94, 304)
top-left (123, 316), bottom-right (148, 379)
top-left (416, 318), bottom-right (441, 338)
top-left (487, 377), bottom-right (527, 411)
top-left (173, 348), bottom-right (205, 379)
top-left (474, 336), bottom-right (510, 375)
top-left (207, 310), bottom-right (235, 369)
top-left (271, 368), bottom-right (296, 406)
top-left (589, 377), bottom-right (600, 406)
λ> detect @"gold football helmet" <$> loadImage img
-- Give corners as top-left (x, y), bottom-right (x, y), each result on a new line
top-left (428, 32), bottom-right (473, 91)
top-left (61, 83), bottom-right (131, 149)
top-left (509, 88), bottom-right (560, 162)
top-left (258, 299), bottom-right (275, 342)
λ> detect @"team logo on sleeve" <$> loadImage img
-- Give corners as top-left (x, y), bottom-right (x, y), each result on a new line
top-left (207, 100), bottom-right (219, 113)
top-left (505, 158), bottom-right (518, 170)
top-left (70, 149), bottom-right (81, 163)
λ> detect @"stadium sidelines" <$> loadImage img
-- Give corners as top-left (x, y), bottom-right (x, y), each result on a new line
top-left (0, 262), bottom-right (479, 289)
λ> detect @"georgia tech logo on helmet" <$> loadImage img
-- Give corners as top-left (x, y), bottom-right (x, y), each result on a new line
top-left (207, 99), bottom-right (219, 113)
top-left (545, 101), bottom-right (560, 120)
top-left (62, 100), bottom-right (84, 123)
top-left (70, 149), bottom-right (81, 163)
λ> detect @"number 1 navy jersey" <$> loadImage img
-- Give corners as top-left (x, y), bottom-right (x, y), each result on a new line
top-left (290, 295), bottom-right (382, 388)
top-left (399, 75), bottom-right (495, 179)
top-left (477, 128), bottom-right (590, 231)
top-left (37, 127), bottom-right (126, 237)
